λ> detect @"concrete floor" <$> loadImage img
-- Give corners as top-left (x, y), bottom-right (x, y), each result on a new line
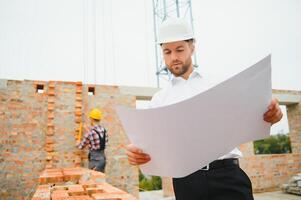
top-left (139, 190), bottom-right (174, 200)
top-left (253, 191), bottom-right (301, 200)
top-left (139, 190), bottom-right (300, 200)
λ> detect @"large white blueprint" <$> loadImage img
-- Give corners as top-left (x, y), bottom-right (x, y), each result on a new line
top-left (116, 55), bottom-right (272, 178)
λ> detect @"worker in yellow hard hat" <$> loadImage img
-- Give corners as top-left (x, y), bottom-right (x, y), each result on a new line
top-left (77, 108), bottom-right (108, 172)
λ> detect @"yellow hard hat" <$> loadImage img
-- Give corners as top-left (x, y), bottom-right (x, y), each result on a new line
top-left (89, 108), bottom-right (102, 120)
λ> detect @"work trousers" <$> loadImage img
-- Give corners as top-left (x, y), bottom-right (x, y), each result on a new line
top-left (88, 149), bottom-right (106, 173)
top-left (172, 159), bottom-right (253, 200)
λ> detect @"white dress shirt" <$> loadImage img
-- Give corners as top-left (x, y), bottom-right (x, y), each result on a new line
top-left (149, 68), bottom-right (242, 160)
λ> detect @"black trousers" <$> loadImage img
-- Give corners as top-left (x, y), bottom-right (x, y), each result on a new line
top-left (172, 160), bottom-right (253, 200)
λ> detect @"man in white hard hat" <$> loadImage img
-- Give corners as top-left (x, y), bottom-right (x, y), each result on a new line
top-left (125, 18), bottom-right (283, 200)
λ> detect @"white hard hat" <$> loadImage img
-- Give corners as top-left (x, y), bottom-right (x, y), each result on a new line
top-left (157, 18), bottom-right (194, 44)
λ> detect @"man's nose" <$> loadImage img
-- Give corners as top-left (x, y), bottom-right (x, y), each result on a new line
top-left (171, 52), bottom-right (178, 62)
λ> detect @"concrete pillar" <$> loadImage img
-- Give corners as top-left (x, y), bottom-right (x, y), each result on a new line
top-left (162, 177), bottom-right (174, 197)
top-left (287, 103), bottom-right (301, 154)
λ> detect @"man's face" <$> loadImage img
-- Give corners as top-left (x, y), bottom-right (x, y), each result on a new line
top-left (161, 40), bottom-right (194, 77)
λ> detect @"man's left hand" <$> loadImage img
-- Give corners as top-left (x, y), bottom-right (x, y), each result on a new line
top-left (263, 98), bottom-right (283, 125)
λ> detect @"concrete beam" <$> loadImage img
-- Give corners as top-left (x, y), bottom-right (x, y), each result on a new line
top-left (119, 86), bottom-right (301, 105)
top-left (119, 86), bottom-right (160, 100)
top-left (272, 93), bottom-right (301, 105)
top-left (0, 79), bottom-right (7, 89)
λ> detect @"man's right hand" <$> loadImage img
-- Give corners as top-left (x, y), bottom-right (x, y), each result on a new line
top-left (83, 124), bottom-right (89, 132)
top-left (125, 144), bottom-right (151, 165)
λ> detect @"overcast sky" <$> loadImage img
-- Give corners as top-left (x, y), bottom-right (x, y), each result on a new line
top-left (0, 0), bottom-right (299, 134)
top-left (0, 0), bottom-right (300, 90)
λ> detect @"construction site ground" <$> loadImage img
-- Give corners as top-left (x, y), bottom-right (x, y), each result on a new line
top-left (139, 190), bottom-right (301, 200)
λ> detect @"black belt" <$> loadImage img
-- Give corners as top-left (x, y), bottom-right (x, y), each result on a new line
top-left (200, 158), bottom-right (239, 170)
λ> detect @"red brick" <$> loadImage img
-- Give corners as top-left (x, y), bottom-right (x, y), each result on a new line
top-left (48, 112), bottom-right (54, 119)
top-left (75, 103), bottom-right (82, 108)
top-left (45, 144), bottom-right (54, 152)
top-left (48, 91), bottom-right (55, 96)
top-left (48, 98), bottom-right (55, 103)
top-left (48, 104), bottom-right (55, 111)
top-left (76, 81), bottom-right (83, 86)
top-left (75, 116), bottom-right (81, 123)
top-left (76, 88), bottom-right (82, 94)
top-left (47, 122), bottom-right (54, 128)
top-left (86, 187), bottom-right (103, 195)
top-left (39, 169), bottom-right (64, 184)
top-left (51, 190), bottom-right (69, 198)
top-left (75, 110), bottom-right (82, 116)
top-left (69, 195), bottom-right (93, 200)
top-left (67, 185), bottom-right (86, 196)
top-left (46, 137), bottom-right (54, 144)
top-left (75, 96), bottom-right (82, 101)
top-left (45, 164), bottom-right (53, 169)
top-left (91, 193), bottom-right (137, 200)
top-left (46, 155), bottom-right (52, 161)
top-left (48, 81), bottom-right (55, 87)
top-left (96, 182), bottom-right (126, 194)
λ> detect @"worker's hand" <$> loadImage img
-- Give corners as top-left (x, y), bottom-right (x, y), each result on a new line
top-left (83, 124), bottom-right (89, 132)
top-left (76, 141), bottom-right (80, 146)
top-left (125, 144), bottom-right (151, 165)
top-left (263, 98), bottom-right (283, 125)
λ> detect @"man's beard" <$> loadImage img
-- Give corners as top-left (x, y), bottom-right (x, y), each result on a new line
top-left (168, 59), bottom-right (192, 77)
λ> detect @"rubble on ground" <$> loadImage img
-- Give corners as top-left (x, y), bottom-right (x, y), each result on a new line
top-left (282, 173), bottom-right (301, 195)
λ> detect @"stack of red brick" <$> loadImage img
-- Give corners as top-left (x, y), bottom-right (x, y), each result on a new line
top-left (32, 167), bottom-right (137, 200)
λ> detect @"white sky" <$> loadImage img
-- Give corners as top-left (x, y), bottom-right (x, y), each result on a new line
top-left (192, 0), bottom-right (301, 92)
top-left (0, 0), bottom-right (299, 134)
top-left (0, 0), bottom-right (300, 89)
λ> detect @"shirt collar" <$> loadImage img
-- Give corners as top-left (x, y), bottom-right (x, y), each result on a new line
top-left (171, 67), bottom-right (202, 85)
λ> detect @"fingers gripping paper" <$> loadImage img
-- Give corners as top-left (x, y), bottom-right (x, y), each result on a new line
top-left (116, 55), bottom-right (272, 178)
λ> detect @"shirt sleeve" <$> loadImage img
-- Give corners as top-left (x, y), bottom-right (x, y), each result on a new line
top-left (104, 128), bottom-right (108, 147)
top-left (78, 131), bottom-right (90, 149)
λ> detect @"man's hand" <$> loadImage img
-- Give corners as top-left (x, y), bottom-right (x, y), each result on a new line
top-left (125, 144), bottom-right (151, 165)
top-left (263, 98), bottom-right (283, 125)
top-left (83, 124), bottom-right (89, 132)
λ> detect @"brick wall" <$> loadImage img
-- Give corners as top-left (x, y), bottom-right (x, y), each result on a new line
top-left (287, 102), bottom-right (301, 154)
top-left (0, 79), bottom-right (138, 200)
top-left (239, 153), bottom-right (301, 192)
top-left (45, 81), bottom-right (80, 169)
top-left (0, 80), bottom-right (48, 199)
